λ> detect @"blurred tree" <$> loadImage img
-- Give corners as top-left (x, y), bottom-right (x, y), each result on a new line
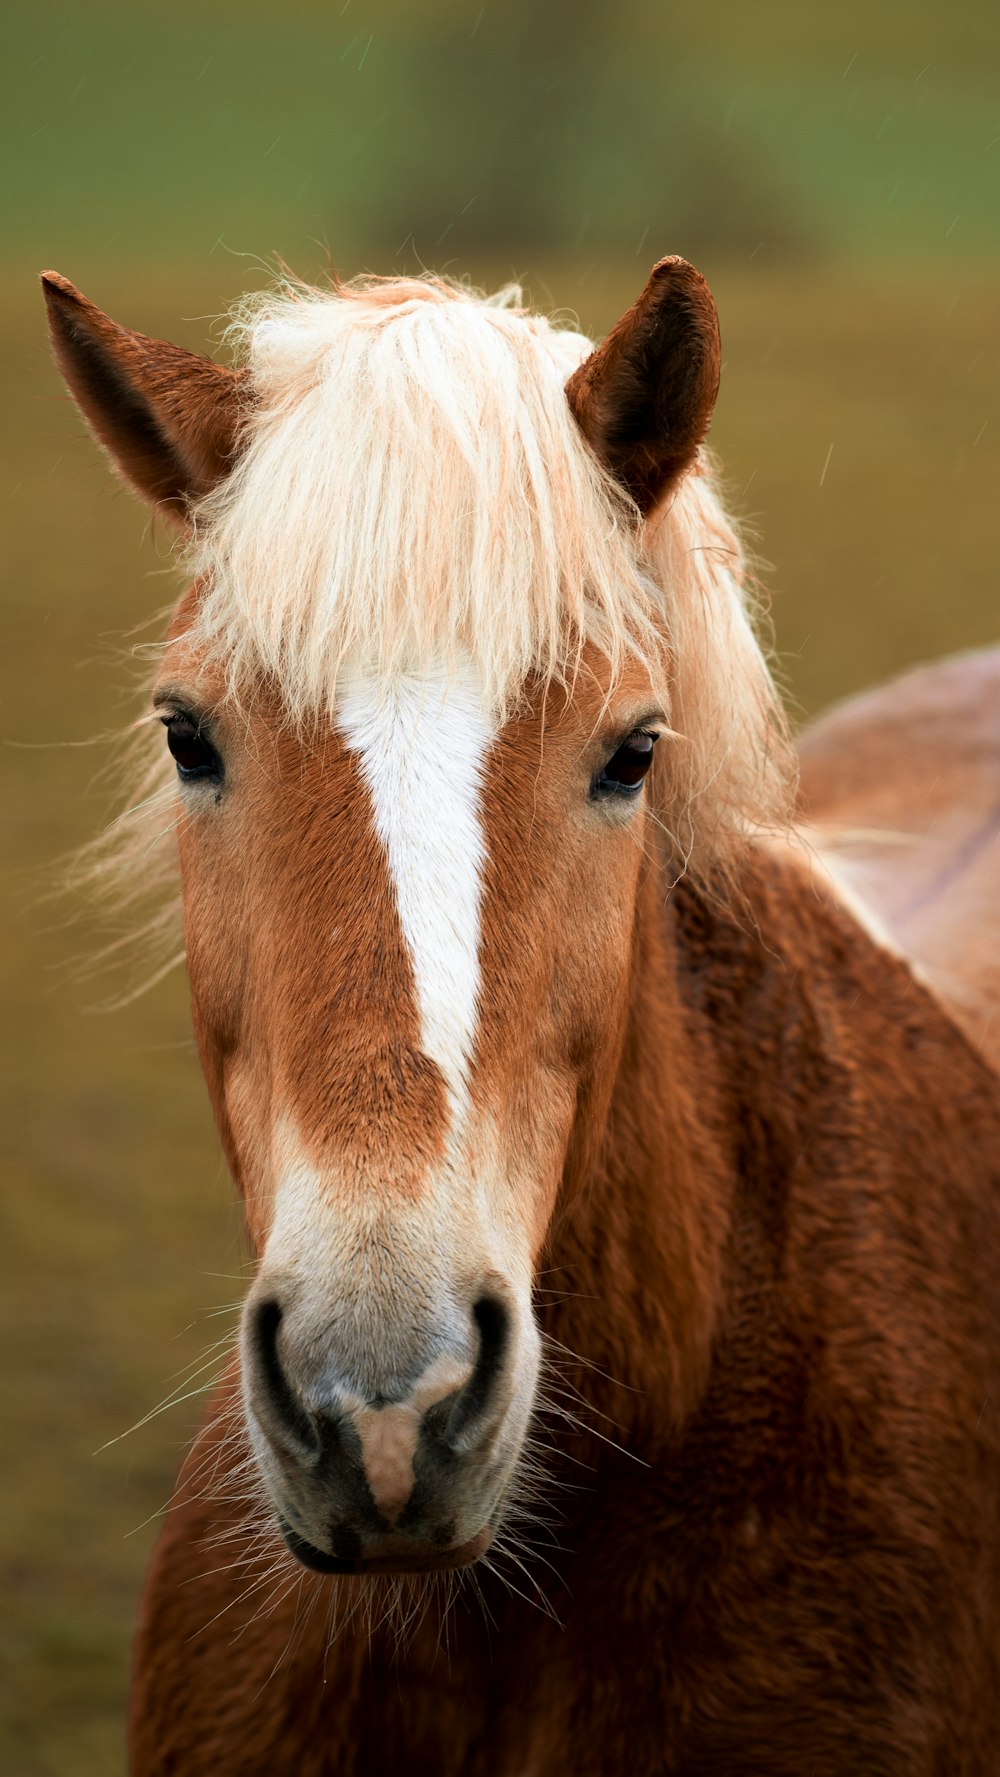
top-left (371, 0), bottom-right (812, 260)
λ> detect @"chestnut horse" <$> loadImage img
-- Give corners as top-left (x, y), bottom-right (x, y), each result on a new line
top-left (45, 259), bottom-right (1000, 1775)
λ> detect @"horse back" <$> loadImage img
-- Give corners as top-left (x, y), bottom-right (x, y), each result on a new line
top-left (798, 645), bottom-right (1000, 1072)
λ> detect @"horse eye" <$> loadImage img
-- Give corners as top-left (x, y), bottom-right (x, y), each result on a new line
top-left (592, 730), bottom-right (657, 801)
top-left (162, 714), bottom-right (222, 782)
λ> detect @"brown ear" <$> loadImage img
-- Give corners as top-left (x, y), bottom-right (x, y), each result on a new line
top-left (566, 256), bottom-right (721, 516)
top-left (41, 271), bottom-right (249, 524)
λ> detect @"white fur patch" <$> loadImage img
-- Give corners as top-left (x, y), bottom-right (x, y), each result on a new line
top-left (337, 662), bottom-right (492, 1112)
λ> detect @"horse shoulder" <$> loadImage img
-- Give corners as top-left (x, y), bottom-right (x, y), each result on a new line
top-left (643, 853), bottom-right (1000, 1770)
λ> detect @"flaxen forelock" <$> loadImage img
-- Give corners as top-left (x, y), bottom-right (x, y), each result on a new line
top-left (181, 273), bottom-right (791, 869)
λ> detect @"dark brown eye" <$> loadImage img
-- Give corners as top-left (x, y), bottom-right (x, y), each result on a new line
top-left (162, 714), bottom-right (222, 783)
top-left (592, 730), bottom-right (657, 801)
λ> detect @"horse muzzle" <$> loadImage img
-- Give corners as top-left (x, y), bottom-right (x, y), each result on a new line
top-left (240, 1275), bottom-right (538, 1574)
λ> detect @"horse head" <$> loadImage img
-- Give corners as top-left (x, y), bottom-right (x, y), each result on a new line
top-left (45, 261), bottom-right (785, 1578)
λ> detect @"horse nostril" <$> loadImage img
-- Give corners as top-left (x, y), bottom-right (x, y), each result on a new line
top-left (447, 1295), bottom-right (510, 1444)
top-left (249, 1298), bottom-right (320, 1459)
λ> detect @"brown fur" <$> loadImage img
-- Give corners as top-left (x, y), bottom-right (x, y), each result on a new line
top-left (42, 272), bottom-right (248, 520)
top-left (158, 602), bottom-right (449, 1247)
top-left (800, 646), bottom-right (1000, 1073)
top-left (132, 840), bottom-right (1000, 1774)
top-left (566, 256), bottom-right (721, 514)
top-left (42, 265), bottom-right (1000, 1773)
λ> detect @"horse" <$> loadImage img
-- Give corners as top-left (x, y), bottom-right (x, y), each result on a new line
top-left (43, 257), bottom-right (1000, 1775)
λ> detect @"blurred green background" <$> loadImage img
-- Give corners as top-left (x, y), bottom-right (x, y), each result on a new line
top-left (2, 0), bottom-right (997, 1770)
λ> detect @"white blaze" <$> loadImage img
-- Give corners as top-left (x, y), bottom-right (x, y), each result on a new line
top-left (337, 662), bottom-right (492, 1114)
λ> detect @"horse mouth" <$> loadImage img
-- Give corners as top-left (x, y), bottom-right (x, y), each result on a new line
top-left (279, 1521), bottom-right (493, 1576)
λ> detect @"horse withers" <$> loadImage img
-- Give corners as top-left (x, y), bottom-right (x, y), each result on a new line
top-left (45, 258), bottom-right (1000, 1774)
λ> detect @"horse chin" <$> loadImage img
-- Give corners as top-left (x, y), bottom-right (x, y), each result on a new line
top-left (279, 1520), bottom-right (493, 1577)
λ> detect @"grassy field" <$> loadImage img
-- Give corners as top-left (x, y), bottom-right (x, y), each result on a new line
top-left (3, 250), bottom-right (998, 1774)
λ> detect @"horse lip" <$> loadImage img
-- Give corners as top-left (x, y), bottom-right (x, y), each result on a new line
top-left (280, 1523), bottom-right (358, 1574)
top-left (279, 1520), bottom-right (492, 1576)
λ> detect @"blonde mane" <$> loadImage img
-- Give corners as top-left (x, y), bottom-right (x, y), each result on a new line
top-left (84, 273), bottom-right (794, 996)
top-left (185, 273), bottom-right (792, 869)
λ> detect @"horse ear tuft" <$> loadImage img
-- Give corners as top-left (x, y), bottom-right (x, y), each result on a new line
top-left (41, 271), bottom-right (249, 526)
top-left (566, 256), bottom-right (721, 516)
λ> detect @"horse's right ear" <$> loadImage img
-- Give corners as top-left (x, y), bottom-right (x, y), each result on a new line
top-left (41, 271), bottom-right (248, 525)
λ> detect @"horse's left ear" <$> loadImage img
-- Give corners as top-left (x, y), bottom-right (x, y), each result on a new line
top-left (566, 256), bottom-right (721, 516)
top-left (41, 271), bottom-right (248, 526)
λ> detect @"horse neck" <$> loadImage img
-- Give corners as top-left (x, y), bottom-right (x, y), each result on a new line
top-left (537, 840), bottom-right (785, 1459)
